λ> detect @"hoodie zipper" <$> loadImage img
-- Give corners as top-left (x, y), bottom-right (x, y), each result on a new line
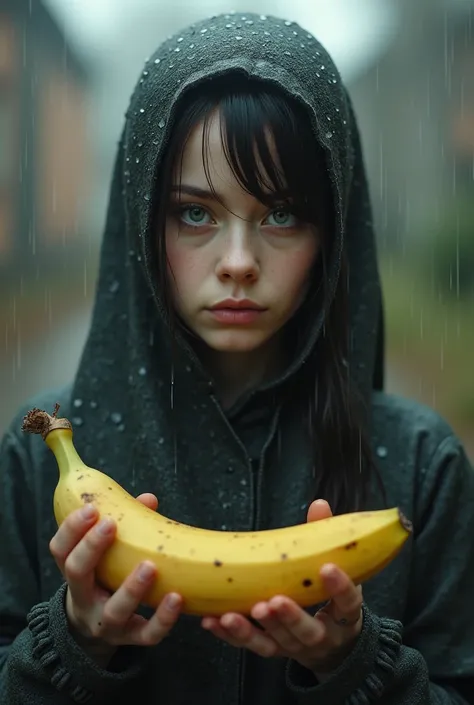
top-left (237, 408), bottom-right (282, 705)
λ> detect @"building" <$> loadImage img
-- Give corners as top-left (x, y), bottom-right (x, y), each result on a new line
top-left (0, 0), bottom-right (92, 285)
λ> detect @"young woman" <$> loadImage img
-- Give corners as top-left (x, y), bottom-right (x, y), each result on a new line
top-left (0, 11), bottom-right (473, 705)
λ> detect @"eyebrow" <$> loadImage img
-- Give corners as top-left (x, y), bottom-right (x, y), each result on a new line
top-left (170, 185), bottom-right (217, 200)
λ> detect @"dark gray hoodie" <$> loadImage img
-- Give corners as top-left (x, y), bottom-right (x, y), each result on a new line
top-left (1, 11), bottom-right (473, 705)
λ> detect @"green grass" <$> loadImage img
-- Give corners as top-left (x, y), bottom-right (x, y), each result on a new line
top-left (380, 255), bottom-right (474, 424)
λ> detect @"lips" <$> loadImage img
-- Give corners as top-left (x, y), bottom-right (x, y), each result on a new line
top-left (210, 299), bottom-right (266, 311)
top-left (207, 299), bottom-right (267, 325)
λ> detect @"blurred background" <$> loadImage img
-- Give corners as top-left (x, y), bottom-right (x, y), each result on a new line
top-left (0, 0), bottom-right (473, 460)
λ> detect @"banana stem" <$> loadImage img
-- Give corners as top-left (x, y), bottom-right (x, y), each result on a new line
top-left (21, 405), bottom-right (82, 475)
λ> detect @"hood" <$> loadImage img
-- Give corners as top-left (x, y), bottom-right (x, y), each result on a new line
top-left (69, 11), bottom-right (383, 504)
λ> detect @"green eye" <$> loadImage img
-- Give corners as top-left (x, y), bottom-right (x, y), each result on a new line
top-left (266, 209), bottom-right (297, 227)
top-left (181, 206), bottom-right (211, 225)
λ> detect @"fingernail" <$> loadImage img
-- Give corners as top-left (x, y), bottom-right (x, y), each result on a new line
top-left (321, 564), bottom-right (338, 583)
top-left (80, 504), bottom-right (96, 520)
top-left (166, 593), bottom-right (180, 610)
top-left (97, 518), bottom-right (114, 535)
top-left (137, 562), bottom-right (155, 581)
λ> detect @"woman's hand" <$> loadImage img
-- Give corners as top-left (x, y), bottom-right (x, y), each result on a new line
top-left (201, 499), bottom-right (363, 675)
top-left (49, 492), bottom-right (183, 667)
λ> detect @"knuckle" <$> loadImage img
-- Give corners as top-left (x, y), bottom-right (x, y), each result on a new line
top-left (100, 606), bottom-right (124, 629)
top-left (64, 560), bottom-right (84, 582)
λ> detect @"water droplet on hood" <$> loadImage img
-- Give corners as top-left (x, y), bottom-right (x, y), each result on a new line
top-left (225, 23), bottom-right (232, 28)
top-left (110, 412), bottom-right (123, 425)
top-left (158, 119), bottom-right (165, 128)
top-left (139, 108), bottom-right (145, 114)
top-left (73, 398), bottom-right (83, 408)
top-left (376, 446), bottom-right (388, 458)
top-left (142, 70), bottom-right (149, 77)
top-left (177, 37), bottom-right (184, 42)
top-left (235, 36), bottom-right (243, 40)
top-left (200, 28), bottom-right (208, 33)
top-left (154, 58), bottom-right (161, 64)
top-left (284, 20), bottom-right (292, 26)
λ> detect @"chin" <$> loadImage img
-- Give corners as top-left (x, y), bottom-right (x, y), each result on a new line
top-left (200, 330), bottom-right (272, 353)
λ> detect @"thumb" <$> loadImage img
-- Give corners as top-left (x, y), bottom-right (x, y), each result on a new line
top-left (307, 499), bottom-right (333, 523)
top-left (136, 493), bottom-right (159, 511)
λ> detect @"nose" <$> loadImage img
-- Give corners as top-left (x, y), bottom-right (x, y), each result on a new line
top-left (215, 226), bottom-right (260, 284)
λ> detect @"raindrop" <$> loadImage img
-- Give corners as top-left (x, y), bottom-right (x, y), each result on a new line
top-left (332, 79), bottom-right (337, 84)
top-left (227, 466), bottom-right (235, 474)
top-left (135, 157), bottom-right (140, 164)
top-left (260, 15), bottom-right (267, 20)
top-left (139, 108), bottom-right (145, 114)
top-left (264, 31), bottom-right (270, 37)
top-left (158, 437), bottom-right (165, 445)
top-left (138, 366), bottom-right (147, 376)
top-left (154, 58), bottom-right (161, 64)
top-left (144, 194), bottom-right (150, 202)
top-left (376, 446), bottom-right (388, 458)
top-left (185, 365), bottom-right (192, 372)
top-left (73, 398), bottom-right (83, 408)
top-left (177, 37), bottom-right (184, 42)
top-left (72, 416), bottom-right (83, 427)
top-left (225, 23), bottom-right (232, 28)
top-left (235, 36), bottom-right (243, 41)
top-left (245, 20), bottom-right (254, 25)
top-left (143, 70), bottom-right (149, 77)
top-left (90, 400), bottom-right (98, 409)
top-left (174, 47), bottom-right (180, 52)
top-left (111, 412), bottom-right (123, 425)
top-left (190, 43), bottom-right (195, 48)
top-left (240, 479), bottom-right (247, 486)
top-left (284, 20), bottom-right (292, 26)
top-left (221, 524), bottom-right (227, 530)
top-left (158, 119), bottom-right (165, 129)
top-left (200, 28), bottom-right (208, 34)
top-left (284, 51), bottom-right (291, 56)
top-left (109, 280), bottom-right (120, 293)
top-left (325, 132), bottom-right (333, 139)
top-left (117, 424), bottom-right (125, 432)
top-left (320, 65), bottom-right (326, 70)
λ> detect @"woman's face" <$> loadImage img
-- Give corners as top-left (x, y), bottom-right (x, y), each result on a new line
top-left (164, 109), bottom-right (320, 355)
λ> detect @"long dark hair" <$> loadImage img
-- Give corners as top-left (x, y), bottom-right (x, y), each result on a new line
top-left (153, 74), bottom-right (383, 514)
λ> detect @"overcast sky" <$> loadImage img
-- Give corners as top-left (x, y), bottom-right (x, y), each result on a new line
top-left (43, 0), bottom-right (399, 80)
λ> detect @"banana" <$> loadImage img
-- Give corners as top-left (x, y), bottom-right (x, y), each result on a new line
top-left (22, 405), bottom-right (412, 616)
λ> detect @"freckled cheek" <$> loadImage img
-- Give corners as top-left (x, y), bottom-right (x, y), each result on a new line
top-left (273, 247), bottom-right (318, 299)
top-left (166, 242), bottom-right (208, 301)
